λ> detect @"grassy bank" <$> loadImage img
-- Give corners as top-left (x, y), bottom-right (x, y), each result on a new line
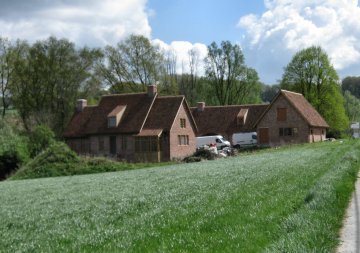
top-left (0, 140), bottom-right (359, 252)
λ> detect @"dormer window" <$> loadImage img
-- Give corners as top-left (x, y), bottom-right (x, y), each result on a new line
top-left (237, 108), bottom-right (248, 126)
top-left (108, 117), bottom-right (117, 128)
top-left (107, 105), bottom-right (126, 128)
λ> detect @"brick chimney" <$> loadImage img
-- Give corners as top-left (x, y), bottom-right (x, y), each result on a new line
top-left (76, 99), bottom-right (87, 112)
top-left (147, 84), bottom-right (157, 97)
top-left (197, 102), bottom-right (205, 112)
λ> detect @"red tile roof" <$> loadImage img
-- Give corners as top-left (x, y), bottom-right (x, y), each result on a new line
top-left (64, 93), bottom-right (197, 138)
top-left (280, 90), bottom-right (329, 128)
top-left (64, 93), bottom-right (156, 137)
top-left (191, 104), bottom-right (268, 136)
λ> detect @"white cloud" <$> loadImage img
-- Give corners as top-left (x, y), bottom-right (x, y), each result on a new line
top-left (152, 39), bottom-right (208, 75)
top-left (238, 0), bottom-right (360, 83)
top-left (0, 0), bottom-right (151, 46)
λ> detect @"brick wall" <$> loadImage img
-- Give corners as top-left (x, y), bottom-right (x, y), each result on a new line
top-left (257, 95), bottom-right (310, 146)
top-left (309, 127), bottom-right (326, 143)
top-left (169, 102), bottom-right (196, 160)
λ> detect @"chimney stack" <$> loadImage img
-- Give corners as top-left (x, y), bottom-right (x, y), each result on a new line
top-left (197, 102), bottom-right (205, 112)
top-left (147, 84), bottom-right (157, 97)
top-left (76, 99), bottom-right (87, 112)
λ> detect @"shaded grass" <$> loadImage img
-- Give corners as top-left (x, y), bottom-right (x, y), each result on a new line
top-left (0, 140), bottom-right (359, 252)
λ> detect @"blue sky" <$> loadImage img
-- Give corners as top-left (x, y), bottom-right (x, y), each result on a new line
top-left (148, 0), bottom-right (265, 45)
top-left (1, 0), bottom-right (360, 84)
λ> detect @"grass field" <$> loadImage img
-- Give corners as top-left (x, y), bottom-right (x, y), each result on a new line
top-left (0, 140), bottom-right (359, 252)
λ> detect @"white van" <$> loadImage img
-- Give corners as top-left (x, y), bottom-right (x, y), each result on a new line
top-left (196, 135), bottom-right (231, 149)
top-left (232, 132), bottom-right (257, 148)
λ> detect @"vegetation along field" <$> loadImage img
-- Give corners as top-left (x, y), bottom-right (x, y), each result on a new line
top-left (1, 140), bottom-right (359, 252)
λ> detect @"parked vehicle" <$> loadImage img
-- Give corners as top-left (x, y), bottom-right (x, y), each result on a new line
top-left (196, 135), bottom-right (231, 149)
top-left (232, 132), bottom-right (257, 148)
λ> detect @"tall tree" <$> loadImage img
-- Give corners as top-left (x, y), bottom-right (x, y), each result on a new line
top-left (342, 76), bottom-right (360, 99)
top-left (10, 37), bottom-right (102, 135)
top-left (343, 90), bottom-right (360, 123)
top-left (280, 46), bottom-right (348, 133)
top-left (99, 35), bottom-right (164, 93)
top-left (204, 41), bottom-right (261, 105)
top-left (0, 38), bottom-right (15, 117)
top-left (261, 84), bottom-right (280, 103)
top-left (178, 49), bottom-right (201, 105)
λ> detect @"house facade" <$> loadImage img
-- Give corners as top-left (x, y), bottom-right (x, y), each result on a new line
top-left (191, 90), bottom-right (328, 147)
top-left (255, 90), bottom-right (329, 146)
top-left (64, 85), bottom-right (197, 162)
top-left (191, 103), bottom-right (268, 143)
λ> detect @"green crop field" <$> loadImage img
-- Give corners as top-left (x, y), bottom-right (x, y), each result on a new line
top-left (1, 140), bottom-right (359, 252)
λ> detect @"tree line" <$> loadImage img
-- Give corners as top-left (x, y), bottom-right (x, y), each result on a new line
top-left (0, 35), bottom-right (358, 137)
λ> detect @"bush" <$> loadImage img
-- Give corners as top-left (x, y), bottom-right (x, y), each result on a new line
top-left (28, 125), bottom-right (55, 158)
top-left (0, 123), bottom-right (29, 180)
top-left (12, 142), bottom-right (80, 179)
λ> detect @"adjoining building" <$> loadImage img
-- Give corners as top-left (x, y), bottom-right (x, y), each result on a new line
top-left (192, 90), bottom-right (329, 147)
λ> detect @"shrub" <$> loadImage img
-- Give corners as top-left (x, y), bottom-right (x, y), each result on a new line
top-left (28, 125), bottom-right (56, 158)
top-left (12, 142), bottom-right (80, 179)
top-left (0, 123), bottom-right (29, 180)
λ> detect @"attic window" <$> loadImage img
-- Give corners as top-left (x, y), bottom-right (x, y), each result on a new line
top-left (108, 117), bottom-right (117, 128)
top-left (180, 118), bottom-right (186, 128)
top-left (237, 108), bottom-right (248, 125)
top-left (107, 105), bottom-right (126, 128)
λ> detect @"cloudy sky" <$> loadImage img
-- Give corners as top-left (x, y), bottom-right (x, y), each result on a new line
top-left (1, 0), bottom-right (360, 84)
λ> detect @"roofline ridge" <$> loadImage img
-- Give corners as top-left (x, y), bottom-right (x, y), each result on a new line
top-left (190, 103), bottom-right (267, 109)
top-left (281, 89), bottom-right (303, 96)
top-left (102, 92), bottom-right (147, 97)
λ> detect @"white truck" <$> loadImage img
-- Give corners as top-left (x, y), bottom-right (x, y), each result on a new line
top-left (196, 135), bottom-right (231, 150)
top-left (232, 132), bottom-right (257, 148)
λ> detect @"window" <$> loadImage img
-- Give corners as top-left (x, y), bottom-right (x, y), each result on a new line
top-left (108, 117), bottom-right (117, 128)
top-left (277, 108), bottom-right (287, 121)
top-left (180, 118), bottom-right (186, 128)
top-left (121, 136), bottom-right (127, 151)
top-left (279, 128), bottom-right (298, 137)
top-left (135, 137), bottom-right (158, 152)
top-left (98, 136), bottom-right (104, 151)
top-left (178, 135), bottom-right (189, 145)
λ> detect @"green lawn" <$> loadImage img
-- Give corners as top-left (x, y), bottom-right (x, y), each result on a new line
top-left (0, 140), bottom-right (359, 252)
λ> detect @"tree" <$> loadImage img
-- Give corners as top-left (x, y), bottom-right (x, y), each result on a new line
top-left (204, 41), bottom-right (261, 105)
top-left (177, 49), bottom-right (201, 105)
top-left (342, 76), bottom-right (360, 99)
top-left (280, 46), bottom-right (348, 134)
top-left (99, 35), bottom-right (164, 93)
top-left (10, 37), bottom-right (102, 135)
top-left (343, 90), bottom-right (360, 122)
top-left (0, 37), bottom-right (15, 117)
top-left (261, 84), bottom-right (279, 103)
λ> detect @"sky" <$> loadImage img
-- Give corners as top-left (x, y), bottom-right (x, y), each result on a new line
top-left (1, 0), bottom-right (360, 84)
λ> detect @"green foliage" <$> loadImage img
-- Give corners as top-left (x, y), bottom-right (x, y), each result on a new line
top-left (0, 122), bottom-right (29, 179)
top-left (205, 41), bottom-right (262, 105)
top-left (280, 46), bottom-right (349, 133)
top-left (343, 90), bottom-right (360, 122)
top-left (9, 36), bottom-right (102, 135)
top-left (99, 35), bottom-right (164, 92)
top-left (12, 142), bottom-right (80, 179)
top-left (28, 124), bottom-right (56, 157)
top-left (261, 84), bottom-right (279, 103)
top-left (0, 140), bottom-right (359, 252)
top-left (342, 76), bottom-right (360, 99)
top-left (11, 142), bottom-right (174, 180)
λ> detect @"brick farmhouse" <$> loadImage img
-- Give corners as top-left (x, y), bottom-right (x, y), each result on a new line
top-left (64, 85), bottom-right (197, 162)
top-left (64, 87), bottom-right (328, 161)
top-left (191, 89), bottom-right (329, 147)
